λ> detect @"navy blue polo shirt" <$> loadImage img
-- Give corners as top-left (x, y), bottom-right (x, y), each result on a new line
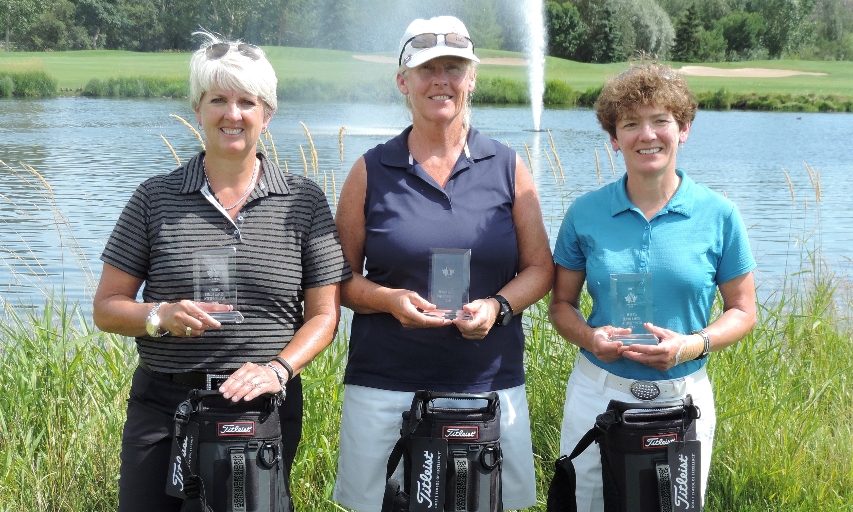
top-left (344, 127), bottom-right (525, 393)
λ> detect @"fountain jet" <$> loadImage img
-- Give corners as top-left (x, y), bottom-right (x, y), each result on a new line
top-left (523, 0), bottom-right (546, 132)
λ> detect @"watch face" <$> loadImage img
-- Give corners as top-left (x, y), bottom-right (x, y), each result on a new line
top-left (499, 307), bottom-right (512, 325)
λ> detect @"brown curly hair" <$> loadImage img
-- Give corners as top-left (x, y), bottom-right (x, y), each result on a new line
top-left (594, 60), bottom-right (697, 139)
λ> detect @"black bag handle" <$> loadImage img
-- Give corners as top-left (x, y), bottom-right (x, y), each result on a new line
top-left (410, 390), bottom-right (500, 419)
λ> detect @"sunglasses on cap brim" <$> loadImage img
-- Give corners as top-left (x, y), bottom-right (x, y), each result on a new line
top-left (399, 33), bottom-right (474, 66)
top-left (205, 42), bottom-right (265, 61)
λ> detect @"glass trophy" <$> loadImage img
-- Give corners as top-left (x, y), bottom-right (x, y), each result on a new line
top-left (193, 247), bottom-right (244, 324)
top-left (426, 248), bottom-right (473, 320)
top-left (610, 273), bottom-right (657, 345)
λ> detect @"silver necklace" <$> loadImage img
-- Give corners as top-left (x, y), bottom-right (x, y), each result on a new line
top-left (203, 157), bottom-right (259, 211)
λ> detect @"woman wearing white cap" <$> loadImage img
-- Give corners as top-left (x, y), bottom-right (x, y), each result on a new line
top-left (333, 15), bottom-right (553, 511)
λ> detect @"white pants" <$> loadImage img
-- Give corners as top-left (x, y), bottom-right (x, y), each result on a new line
top-left (559, 355), bottom-right (716, 512)
top-left (334, 384), bottom-right (537, 511)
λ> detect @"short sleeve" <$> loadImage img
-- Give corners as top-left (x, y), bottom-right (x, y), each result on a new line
top-left (301, 188), bottom-right (352, 288)
top-left (100, 183), bottom-right (152, 279)
top-left (716, 203), bottom-right (756, 284)
top-left (553, 202), bottom-right (586, 271)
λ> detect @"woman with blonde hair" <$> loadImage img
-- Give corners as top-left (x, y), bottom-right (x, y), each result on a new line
top-left (94, 32), bottom-right (350, 511)
top-left (332, 15), bottom-right (554, 511)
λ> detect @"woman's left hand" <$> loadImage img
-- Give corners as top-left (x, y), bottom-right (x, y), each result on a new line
top-left (618, 323), bottom-right (686, 371)
top-left (219, 362), bottom-right (281, 402)
top-left (452, 298), bottom-right (498, 340)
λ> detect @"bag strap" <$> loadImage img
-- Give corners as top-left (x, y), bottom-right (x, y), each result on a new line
top-left (655, 460), bottom-right (673, 511)
top-left (172, 396), bottom-right (213, 512)
top-left (546, 409), bottom-right (618, 512)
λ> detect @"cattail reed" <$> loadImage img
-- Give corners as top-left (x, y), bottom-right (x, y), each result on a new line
top-left (160, 136), bottom-right (181, 166)
top-left (170, 114), bottom-right (205, 150)
top-left (338, 126), bottom-right (347, 163)
top-left (523, 143), bottom-right (535, 174)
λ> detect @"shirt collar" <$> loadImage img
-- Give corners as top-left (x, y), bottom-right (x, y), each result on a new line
top-left (610, 169), bottom-right (694, 218)
top-left (379, 125), bottom-right (497, 170)
top-left (180, 151), bottom-right (291, 196)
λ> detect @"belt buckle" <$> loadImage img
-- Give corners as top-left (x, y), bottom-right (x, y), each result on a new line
top-left (206, 374), bottom-right (230, 390)
top-left (630, 380), bottom-right (661, 401)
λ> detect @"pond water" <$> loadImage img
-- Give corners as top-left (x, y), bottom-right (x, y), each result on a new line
top-left (1, 97), bottom-right (851, 308)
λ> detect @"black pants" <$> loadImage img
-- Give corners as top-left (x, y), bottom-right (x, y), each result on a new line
top-left (117, 365), bottom-right (303, 512)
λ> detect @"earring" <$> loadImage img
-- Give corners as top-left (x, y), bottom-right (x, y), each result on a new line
top-left (679, 142), bottom-right (684, 150)
top-left (613, 148), bottom-right (619, 155)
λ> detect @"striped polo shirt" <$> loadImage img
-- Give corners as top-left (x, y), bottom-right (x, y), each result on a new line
top-left (101, 151), bottom-right (351, 373)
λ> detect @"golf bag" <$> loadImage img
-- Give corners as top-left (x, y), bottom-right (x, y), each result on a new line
top-left (165, 389), bottom-right (291, 512)
top-left (382, 390), bottom-right (503, 512)
top-left (547, 395), bottom-right (702, 512)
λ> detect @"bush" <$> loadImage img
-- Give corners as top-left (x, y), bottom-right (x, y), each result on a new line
top-left (544, 79), bottom-right (577, 106)
top-left (82, 76), bottom-right (187, 98)
top-left (2, 70), bottom-right (57, 97)
top-left (576, 85), bottom-right (604, 108)
top-left (0, 75), bottom-right (14, 98)
top-left (472, 77), bottom-right (528, 104)
top-left (697, 88), bottom-right (733, 110)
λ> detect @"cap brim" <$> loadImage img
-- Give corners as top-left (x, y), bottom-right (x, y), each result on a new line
top-left (404, 46), bottom-right (480, 68)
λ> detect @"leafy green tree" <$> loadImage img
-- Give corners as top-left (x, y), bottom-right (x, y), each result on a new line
top-left (18, 0), bottom-right (90, 50)
top-left (573, 0), bottom-right (623, 62)
top-left (716, 10), bottom-right (766, 59)
top-left (546, 1), bottom-right (584, 60)
top-left (461, 0), bottom-right (504, 50)
top-left (74, 0), bottom-right (126, 49)
top-left (672, 3), bottom-right (702, 61)
top-left (751, 0), bottom-right (817, 57)
top-left (695, 26), bottom-right (727, 61)
top-left (2, 0), bottom-right (43, 51)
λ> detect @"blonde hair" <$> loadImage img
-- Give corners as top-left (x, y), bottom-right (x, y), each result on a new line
top-left (189, 31), bottom-right (277, 118)
top-left (594, 58), bottom-right (697, 139)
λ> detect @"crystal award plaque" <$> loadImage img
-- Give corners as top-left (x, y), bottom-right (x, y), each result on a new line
top-left (426, 248), bottom-right (472, 320)
top-left (610, 273), bottom-right (657, 345)
top-left (193, 247), bottom-right (244, 324)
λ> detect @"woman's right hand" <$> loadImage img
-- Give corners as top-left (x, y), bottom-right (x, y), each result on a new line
top-left (385, 289), bottom-right (452, 329)
top-left (158, 300), bottom-right (229, 337)
top-left (588, 326), bottom-right (631, 362)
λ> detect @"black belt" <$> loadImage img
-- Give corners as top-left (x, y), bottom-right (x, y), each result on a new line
top-left (138, 359), bottom-right (231, 389)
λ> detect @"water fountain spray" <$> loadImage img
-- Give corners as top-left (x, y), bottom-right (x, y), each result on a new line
top-left (523, 0), bottom-right (546, 132)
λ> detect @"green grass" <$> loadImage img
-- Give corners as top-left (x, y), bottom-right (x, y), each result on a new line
top-left (2, 47), bottom-right (853, 100)
top-left (1, 138), bottom-right (851, 511)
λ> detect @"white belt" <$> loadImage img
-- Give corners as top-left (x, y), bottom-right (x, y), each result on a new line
top-left (575, 354), bottom-right (706, 401)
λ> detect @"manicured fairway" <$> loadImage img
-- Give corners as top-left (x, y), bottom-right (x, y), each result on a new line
top-left (2, 47), bottom-right (851, 97)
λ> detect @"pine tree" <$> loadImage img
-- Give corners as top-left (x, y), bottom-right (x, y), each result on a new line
top-left (672, 3), bottom-right (702, 62)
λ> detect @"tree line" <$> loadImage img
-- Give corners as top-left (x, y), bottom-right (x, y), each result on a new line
top-left (2, 0), bottom-right (851, 62)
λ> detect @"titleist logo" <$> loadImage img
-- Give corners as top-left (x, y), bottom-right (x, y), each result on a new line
top-left (643, 434), bottom-right (678, 449)
top-left (673, 453), bottom-right (692, 508)
top-left (218, 422), bottom-right (255, 436)
top-left (416, 451), bottom-right (436, 508)
top-left (442, 426), bottom-right (479, 440)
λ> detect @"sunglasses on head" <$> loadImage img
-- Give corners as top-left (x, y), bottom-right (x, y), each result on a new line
top-left (205, 42), bottom-right (265, 61)
top-left (399, 33), bottom-right (474, 66)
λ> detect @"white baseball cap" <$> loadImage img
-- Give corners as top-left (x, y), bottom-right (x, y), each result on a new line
top-left (398, 16), bottom-right (479, 68)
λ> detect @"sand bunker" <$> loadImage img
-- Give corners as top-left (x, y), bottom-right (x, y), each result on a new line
top-left (679, 66), bottom-right (827, 78)
top-left (353, 55), bottom-right (527, 66)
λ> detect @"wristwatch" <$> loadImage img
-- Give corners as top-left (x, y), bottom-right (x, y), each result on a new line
top-left (145, 302), bottom-right (168, 338)
top-left (691, 329), bottom-right (711, 359)
top-left (490, 295), bottom-right (513, 327)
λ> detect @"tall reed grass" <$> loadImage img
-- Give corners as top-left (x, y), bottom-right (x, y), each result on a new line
top-left (0, 64), bottom-right (58, 97)
top-left (1, 125), bottom-right (850, 511)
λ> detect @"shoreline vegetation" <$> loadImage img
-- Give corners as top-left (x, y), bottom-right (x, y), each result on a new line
top-left (1, 132), bottom-right (851, 510)
top-left (2, 49), bottom-right (853, 112)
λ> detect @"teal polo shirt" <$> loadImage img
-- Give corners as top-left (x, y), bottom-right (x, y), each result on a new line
top-left (554, 169), bottom-right (756, 380)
